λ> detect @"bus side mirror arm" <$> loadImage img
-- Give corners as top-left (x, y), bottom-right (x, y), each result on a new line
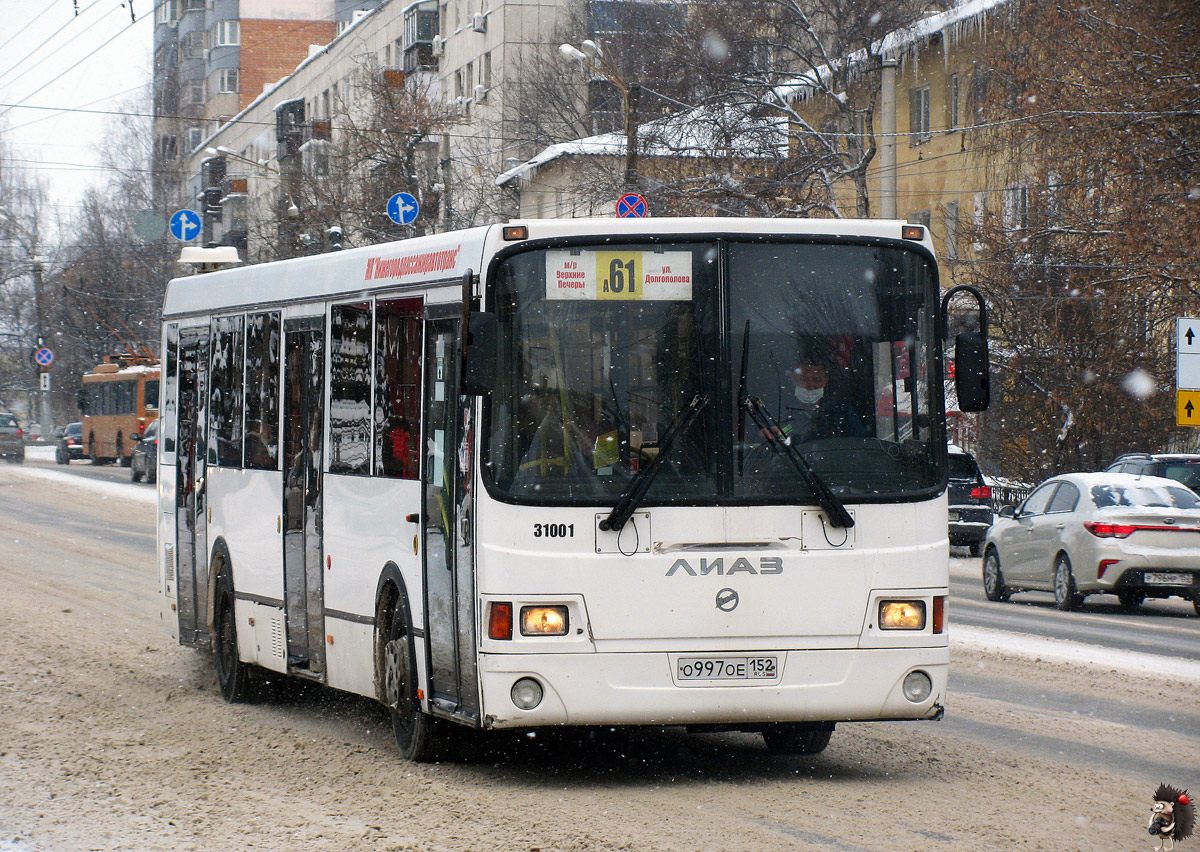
top-left (941, 285), bottom-right (991, 413)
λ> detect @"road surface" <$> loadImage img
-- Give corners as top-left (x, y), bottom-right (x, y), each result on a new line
top-left (0, 461), bottom-right (1196, 852)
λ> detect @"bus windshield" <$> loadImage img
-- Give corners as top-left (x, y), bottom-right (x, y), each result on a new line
top-left (484, 238), bottom-right (941, 505)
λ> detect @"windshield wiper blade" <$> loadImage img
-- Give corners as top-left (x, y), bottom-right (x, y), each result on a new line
top-left (600, 394), bottom-right (709, 532)
top-left (741, 395), bottom-right (855, 529)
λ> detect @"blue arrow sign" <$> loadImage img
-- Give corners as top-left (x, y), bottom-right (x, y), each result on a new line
top-left (169, 209), bottom-right (203, 242)
top-left (34, 347), bottom-right (54, 367)
top-left (616, 193), bottom-right (648, 218)
top-left (387, 192), bottom-right (420, 225)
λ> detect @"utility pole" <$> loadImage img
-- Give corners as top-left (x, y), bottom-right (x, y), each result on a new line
top-left (880, 57), bottom-right (898, 220)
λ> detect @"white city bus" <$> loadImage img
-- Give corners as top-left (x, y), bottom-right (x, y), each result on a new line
top-left (156, 217), bottom-right (990, 760)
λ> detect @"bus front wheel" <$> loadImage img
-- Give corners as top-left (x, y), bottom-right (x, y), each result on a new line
top-left (382, 596), bottom-right (441, 762)
top-left (761, 722), bottom-right (834, 755)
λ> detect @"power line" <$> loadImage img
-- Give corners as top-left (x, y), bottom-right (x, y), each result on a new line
top-left (0, 0), bottom-right (112, 89)
top-left (0, 0), bottom-right (62, 56)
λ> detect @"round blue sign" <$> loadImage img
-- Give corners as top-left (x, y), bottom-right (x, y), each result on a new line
top-left (616, 193), bottom-right (648, 218)
top-left (387, 192), bottom-right (420, 225)
top-left (34, 347), bottom-right (54, 367)
top-left (169, 209), bottom-right (203, 242)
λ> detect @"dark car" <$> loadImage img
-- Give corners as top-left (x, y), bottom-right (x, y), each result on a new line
top-left (130, 419), bottom-right (158, 483)
top-left (56, 422), bottom-right (85, 464)
top-left (948, 444), bottom-right (992, 556)
top-left (0, 413), bottom-right (24, 463)
top-left (1105, 453), bottom-right (1200, 492)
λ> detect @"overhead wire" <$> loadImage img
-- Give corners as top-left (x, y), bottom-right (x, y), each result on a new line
top-left (0, 0), bottom-right (111, 88)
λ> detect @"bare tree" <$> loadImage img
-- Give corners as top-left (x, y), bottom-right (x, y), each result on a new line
top-left (962, 0), bottom-right (1200, 479)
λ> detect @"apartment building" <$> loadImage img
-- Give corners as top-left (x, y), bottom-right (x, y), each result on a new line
top-left (152, 0), bottom-right (384, 205)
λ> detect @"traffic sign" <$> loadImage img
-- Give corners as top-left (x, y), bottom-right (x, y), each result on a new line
top-left (1178, 390), bottom-right (1200, 426)
top-left (33, 347), bottom-right (53, 367)
top-left (169, 209), bottom-right (203, 242)
top-left (387, 192), bottom-right (419, 225)
top-left (40, 373), bottom-right (50, 392)
top-left (616, 193), bottom-right (648, 218)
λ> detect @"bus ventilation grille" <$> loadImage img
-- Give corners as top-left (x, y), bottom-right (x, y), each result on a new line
top-left (164, 544), bottom-right (176, 585)
top-left (270, 616), bottom-right (286, 661)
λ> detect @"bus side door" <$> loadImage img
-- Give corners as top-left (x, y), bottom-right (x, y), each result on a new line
top-left (175, 326), bottom-right (210, 646)
top-left (421, 311), bottom-right (479, 723)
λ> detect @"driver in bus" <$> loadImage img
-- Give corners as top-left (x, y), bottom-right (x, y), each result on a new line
top-left (766, 350), bottom-right (865, 444)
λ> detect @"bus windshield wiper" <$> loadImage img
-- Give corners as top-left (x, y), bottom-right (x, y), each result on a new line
top-left (741, 395), bottom-right (855, 529)
top-left (600, 394), bottom-right (709, 532)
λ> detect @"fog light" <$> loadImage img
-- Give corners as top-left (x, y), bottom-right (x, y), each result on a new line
top-left (521, 605), bottom-right (568, 636)
top-left (902, 670), bottom-right (933, 703)
top-left (511, 677), bottom-right (544, 710)
top-left (879, 600), bottom-right (926, 630)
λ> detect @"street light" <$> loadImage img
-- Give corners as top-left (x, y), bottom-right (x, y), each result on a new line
top-left (559, 39), bottom-right (641, 190)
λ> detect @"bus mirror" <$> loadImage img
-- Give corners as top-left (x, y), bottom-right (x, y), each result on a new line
top-left (954, 331), bottom-right (990, 412)
top-left (462, 311), bottom-right (498, 396)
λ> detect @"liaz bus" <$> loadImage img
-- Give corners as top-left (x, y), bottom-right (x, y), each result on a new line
top-left (156, 217), bottom-right (989, 761)
top-left (80, 357), bottom-right (160, 465)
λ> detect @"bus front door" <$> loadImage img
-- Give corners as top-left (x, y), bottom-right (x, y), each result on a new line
top-left (282, 318), bottom-right (327, 676)
top-left (421, 314), bottom-right (479, 723)
top-left (175, 328), bottom-right (210, 646)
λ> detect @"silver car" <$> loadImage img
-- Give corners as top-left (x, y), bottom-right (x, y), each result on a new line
top-left (982, 472), bottom-right (1200, 613)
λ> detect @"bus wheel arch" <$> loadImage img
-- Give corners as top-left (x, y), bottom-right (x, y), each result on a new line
top-left (374, 564), bottom-right (441, 762)
top-left (211, 539), bottom-right (252, 702)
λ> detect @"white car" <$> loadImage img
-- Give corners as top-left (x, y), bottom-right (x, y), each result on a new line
top-left (982, 472), bottom-right (1200, 612)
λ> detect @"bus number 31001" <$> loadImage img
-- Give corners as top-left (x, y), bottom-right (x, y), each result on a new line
top-left (533, 523), bottom-right (575, 538)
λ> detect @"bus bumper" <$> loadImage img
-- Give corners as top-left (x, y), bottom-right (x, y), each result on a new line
top-left (476, 646), bottom-right (947, 729)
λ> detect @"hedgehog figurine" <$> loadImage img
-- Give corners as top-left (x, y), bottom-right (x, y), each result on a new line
top-left (1149, 784), bottom-right (1195, 852)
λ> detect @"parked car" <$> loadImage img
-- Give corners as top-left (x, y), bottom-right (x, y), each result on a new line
top-left (948, 444), bottom-right (993, 556)
top-left (0, 413), bottom-right (24, 463)
top-left (129, 419), bottom-right (158, 484)
top-left (1106, 453), bottom-right (1200, 491)
top-left (56, 422), bottom-right (85, 464)
top-left (982, 472), bottom-right (1200, 613)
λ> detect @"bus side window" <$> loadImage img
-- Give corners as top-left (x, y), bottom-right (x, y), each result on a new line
top-left (374, 297), bottom-right (422, 479)
top-left (244, 311), bottom-right (280, 470)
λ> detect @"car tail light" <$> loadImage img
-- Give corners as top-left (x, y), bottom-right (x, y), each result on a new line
top-left (970, 485), bottom-right (992, 500)
top-left (1084, 522), bottom-right (1137, 538)
top-left (15, 428), bottom-right (22, 439)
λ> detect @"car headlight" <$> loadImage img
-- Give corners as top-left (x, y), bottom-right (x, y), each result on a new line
top-left (879, 600), bottom-right (926, 630)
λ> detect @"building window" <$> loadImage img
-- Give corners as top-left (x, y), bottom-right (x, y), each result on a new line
top-left (187, 79), bottom-right (205, 105)
top-left (481, 51), bottom-right (491, 88)
top-left (216, 68), bottom-right (239, 94)
top-left (157, 0), bottom-right (179, 24)
top-left (186, 127), bottom-right (205, 151)
top-left (973, 191), bottom-right (988, 251)
top-left (909, 209), bottom-right (931, 228)
top-left (183, 0), bottom-right (205, 11)
top-left (947, 73), bottom-right (960, 130)
top-left (1045, 171), bottom-right (1062, 225)
top-left (943, 201), bottom-right (960, 261)
top-left (181, 30), bottom-right (206, 59)
top-left (212, 20), bottom-right (239, 47)
top-left (909, 85), bottom-right (931, 145)
top-left (1003, 184), bottom-right (1028, 232)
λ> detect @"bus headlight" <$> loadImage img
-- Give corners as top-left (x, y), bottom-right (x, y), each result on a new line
top-left (879, 600), bottom-right (926, 630)
top-left (520, 605), bottom-right (568, 636)
top-left (903, 670), bottom-right (933, 703)
top-left (511, 677), bottom-right (544, 710)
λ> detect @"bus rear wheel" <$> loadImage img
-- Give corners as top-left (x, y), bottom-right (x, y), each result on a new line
top-left (382, 598), bottom-right (441, 762)
top-left (761, 722), bottom-right (834, 755)
top-left (117, 434), bottom-right (131, 467)
top-left (215, 572), bottom-right (252, 703)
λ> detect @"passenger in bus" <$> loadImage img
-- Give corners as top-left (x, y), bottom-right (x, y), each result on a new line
top-left (383, 415), bottom-right (414, 478)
